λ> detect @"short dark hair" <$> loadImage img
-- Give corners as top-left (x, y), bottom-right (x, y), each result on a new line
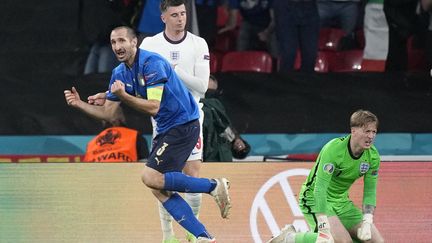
top-left (112, 26), bottom-right (137, 39)
top-left (160, 0), bottom-right (186, 12)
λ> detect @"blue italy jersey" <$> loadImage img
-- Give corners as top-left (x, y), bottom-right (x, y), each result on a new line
top-left (107, 49), bottom-right (199, 134)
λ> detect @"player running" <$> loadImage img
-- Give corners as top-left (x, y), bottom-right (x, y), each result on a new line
top-left (139, 0), bottom-right (210, 241)
top-left (268, 109), bottom-right (384, 243)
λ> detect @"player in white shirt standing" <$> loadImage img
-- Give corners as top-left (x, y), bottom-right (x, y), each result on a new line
top-left (139, 0), bottom-right (210, 242)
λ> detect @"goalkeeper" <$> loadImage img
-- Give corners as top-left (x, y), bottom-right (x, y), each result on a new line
top-left (268, 109), bottom-right (384, 243)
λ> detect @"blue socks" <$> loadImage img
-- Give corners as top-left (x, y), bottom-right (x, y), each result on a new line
top-left (164, 172), bottom-right (215, 193)
top-left (163, 193), bottom-right (212, 238)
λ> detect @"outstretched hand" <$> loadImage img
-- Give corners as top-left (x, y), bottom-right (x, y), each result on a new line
top-left (64, 87), bottom-right (82, 107)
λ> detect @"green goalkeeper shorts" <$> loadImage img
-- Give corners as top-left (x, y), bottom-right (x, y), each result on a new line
top-left (302, 200), bottom-right (363, 231)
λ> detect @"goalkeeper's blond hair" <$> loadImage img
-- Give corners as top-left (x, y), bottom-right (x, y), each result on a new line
top-left (350, 110), bottom-right (379, 129)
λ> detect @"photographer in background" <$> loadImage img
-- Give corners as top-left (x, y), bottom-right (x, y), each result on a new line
top-left (201, 75), bottom-right (251, 162)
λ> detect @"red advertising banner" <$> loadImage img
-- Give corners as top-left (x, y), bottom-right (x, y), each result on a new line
top-left (0, 162), bottom-right (430, 242)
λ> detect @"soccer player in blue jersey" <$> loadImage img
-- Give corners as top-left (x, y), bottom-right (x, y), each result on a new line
top-left (64, 26), bottom-right (230, 243)
top-left (268, 110), bottom-right (384, 243)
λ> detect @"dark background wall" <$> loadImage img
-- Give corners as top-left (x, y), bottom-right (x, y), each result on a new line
top-left (1, 1), bottom-right (431, 135)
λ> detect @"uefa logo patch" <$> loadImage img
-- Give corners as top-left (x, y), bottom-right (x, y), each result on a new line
top-left (359, 162), bottom-right (370, 174)
top-left (323, 163), bottom-right (334, 174)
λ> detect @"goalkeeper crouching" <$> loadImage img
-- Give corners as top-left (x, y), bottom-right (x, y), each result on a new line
top-left (268, 109), bottom-right (384, 243)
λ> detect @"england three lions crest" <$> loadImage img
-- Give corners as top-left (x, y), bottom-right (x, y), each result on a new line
top-left (359, 162), bottom-right (370, 174)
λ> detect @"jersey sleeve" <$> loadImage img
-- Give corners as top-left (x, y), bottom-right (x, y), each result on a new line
top-left (174, 37), bottom-right (210, 97)
top-left (144, 59), bottom-right (169, 87)
top-left (313, 142), bottom-right (337, 214)
top-left (363, 149), bottom-right (380, 207)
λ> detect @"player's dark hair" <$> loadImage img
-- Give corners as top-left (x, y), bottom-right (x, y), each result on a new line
top-left (350, 109), bottom-right (379, 128)
top-left (112, 26), bottom-right (137, 39)
top-left (160, 0), bottom-right (186, 13)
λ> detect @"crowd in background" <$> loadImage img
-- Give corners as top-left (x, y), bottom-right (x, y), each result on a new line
top-left (79, 0), bottom-right (432, 163)
top-left (82, 0), bottom-right (432, 75)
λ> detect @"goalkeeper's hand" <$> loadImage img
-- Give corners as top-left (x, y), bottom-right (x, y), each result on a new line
top-left (316, 215), bottom-right (334, 243)
top-left (357, 213), bottom-right (373, 241)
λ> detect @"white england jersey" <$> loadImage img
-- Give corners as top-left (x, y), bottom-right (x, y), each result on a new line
top-left (139, 31), bottom-right (210, 104)
top-left (140, 31), bottom-right (210, 160)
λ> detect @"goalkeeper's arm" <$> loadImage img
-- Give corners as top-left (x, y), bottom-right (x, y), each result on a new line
top-left (357, 205), bottom-right (375, 241)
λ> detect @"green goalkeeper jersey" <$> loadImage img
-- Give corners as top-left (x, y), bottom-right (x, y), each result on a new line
top-left (299, 135), bottom-right (380, 214)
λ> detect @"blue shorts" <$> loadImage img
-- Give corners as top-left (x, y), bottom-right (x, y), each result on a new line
top-left (147, 119), bottom-right (200, 173)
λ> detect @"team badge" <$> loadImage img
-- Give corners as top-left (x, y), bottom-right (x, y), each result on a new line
top-left (170, 51), bottom-right (180, 61)
top-left (323, 163), bottom-right (334, 174)
top-left (138, 73), bottom-right (145, 86)
top-left (359, 162), bottom-right (370, 174)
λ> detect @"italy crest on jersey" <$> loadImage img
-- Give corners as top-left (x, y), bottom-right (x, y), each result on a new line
top-left (138, 73), bottom-right (145, 86)
top-left (359, 162), bottom-right (370, 174)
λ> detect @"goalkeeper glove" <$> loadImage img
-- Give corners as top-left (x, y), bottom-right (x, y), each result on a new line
top-left (357, 213), bottom-right (373, 241)
top-left (316, 215), bottom-right (334, 243)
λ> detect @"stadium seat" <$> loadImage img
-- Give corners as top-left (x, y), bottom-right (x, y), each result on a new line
top-left (216, 6), bottom-right (229, 27)
top-left (220, 51), bottom-right (273, 73)
top-left (329, 50), bottom-right (364, 72)
top-left (356, 29), bottom-right (365, 49)
top-left (216, 5), bottom-right (243, 27)
top-left (294, 51), bottom-right (330, 73)
top-left (210, 52), bottom-right (222, 73)
top-left (318, 28), bottom-right (346, 51)
top-left (213, 31), bottom-right (237, 53)
top-left (408, 49), bottom-right (428, 71)
top-left (361, 59), bottom-right (386, 72)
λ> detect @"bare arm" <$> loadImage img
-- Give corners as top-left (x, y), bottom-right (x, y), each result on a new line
top-left (64, 87), bottom-right (122, 123)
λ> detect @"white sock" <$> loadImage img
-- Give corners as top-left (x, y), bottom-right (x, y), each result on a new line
top-left (158, 201), bottom-right (175, 240)
top-left (185, 193), bottom-right (202, 218)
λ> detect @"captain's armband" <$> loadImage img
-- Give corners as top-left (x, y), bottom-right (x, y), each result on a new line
top-left (147, 85), bottom-right (164, 101)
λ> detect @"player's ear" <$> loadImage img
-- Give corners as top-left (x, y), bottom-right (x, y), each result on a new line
top-left (160, 14), bottom-right (166, 24)
top-left (132, 36), bottom-right (138, 47)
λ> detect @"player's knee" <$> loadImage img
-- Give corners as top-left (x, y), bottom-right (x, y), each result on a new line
top-left (141, 170), bottom-right (156, 188)
top-left (183, 160), bottom-right (201, 177)
top-left (141, 168), bottom-right (164, 189)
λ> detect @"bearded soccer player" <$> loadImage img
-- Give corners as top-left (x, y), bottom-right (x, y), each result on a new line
top-left (139, 0), bottom-right (210, 241)
top-left (64, 26), bottom-right (230, 243)
top-left (268, 109), bottom-right (384, 243)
